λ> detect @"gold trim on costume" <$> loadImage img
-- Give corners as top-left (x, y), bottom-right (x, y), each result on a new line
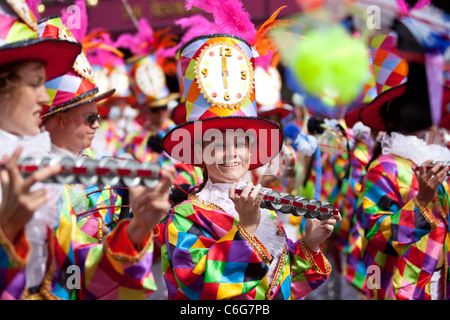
top-left (103, 219), bottom-right (153, 264)
top-left (299, 237), bottom-right (332, 275)
top-left (413, 197), bottom-right (439, 229)
top-left (0, 218), bottom-right (29, 269)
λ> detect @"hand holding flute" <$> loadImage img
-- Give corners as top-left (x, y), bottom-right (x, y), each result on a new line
top-left (415, 160), bottom-right (448, 209)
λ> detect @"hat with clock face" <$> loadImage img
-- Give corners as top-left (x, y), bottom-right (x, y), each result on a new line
top-left (129, 53), bottom-right (180, 109)
top-left (84, 30), bottom-right (137, 110)
top-left (38, 16), bottom-right (115, 119)
top-left (254, 53), bottom-right (292, 121)
top-left (162, 34), bottom-right (283, 170)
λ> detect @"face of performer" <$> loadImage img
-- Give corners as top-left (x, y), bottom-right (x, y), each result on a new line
top-left (54, 101), bottom-right (100, 154)
top-left (0, 61), bottom-right (49, 136)
top-left (202, 131), bottom-right (251, 183)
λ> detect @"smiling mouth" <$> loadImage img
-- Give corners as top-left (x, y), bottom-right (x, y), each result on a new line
top-left (221, 162), bottom-right (241, 167)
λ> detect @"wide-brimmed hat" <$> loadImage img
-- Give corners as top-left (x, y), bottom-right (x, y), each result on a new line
top-left (162, 34), bottom-right (283, 170)
top-left (38, 16), bottom-right (115, 119)
top-left (0, 0), bottom-right (81, 81)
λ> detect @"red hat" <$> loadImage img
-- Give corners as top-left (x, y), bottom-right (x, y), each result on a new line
top-left (162, 34), bottom-right (282, 170)
top-left (0, 0), bottom-right (81, 81)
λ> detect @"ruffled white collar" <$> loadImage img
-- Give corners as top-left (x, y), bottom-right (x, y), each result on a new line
top-left (378, 132), bottom-right (450, 165)
top-left (0, 129), bottom-right (52, 158)
top-left (195, 179), bottom-right (286, 281)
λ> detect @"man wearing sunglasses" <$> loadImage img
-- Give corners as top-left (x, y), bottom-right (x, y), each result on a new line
top-left (44, 102), bottom-right (102, 156)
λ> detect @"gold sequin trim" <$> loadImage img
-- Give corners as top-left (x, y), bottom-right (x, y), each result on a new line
top-left (0, 219), bottom-right (29, 269)
top-left (236, 222), bottom-right (272, 265)
top-left (104, 220), bottom-right (153, 264)
top-left (413, 197), bottom-right (439, 229)
top-left (97, 217), bottom-right (104, 243)
top-left (299, 237), bottom-right (332, 275)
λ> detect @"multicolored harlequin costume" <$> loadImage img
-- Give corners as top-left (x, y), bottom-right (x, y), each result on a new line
top-left (346, 10), bottom-right (450, 299)
top-left (122, 118), bottom-right (177, 164)
top-left (329, 123), bottom-right (372, 293)
top-left (158, 0), bottom-right (335, 300)
top-left (162, 186), bottom-right (331, 300)
top-left (37, 12), bottom-right (128, 241)
top-left (0, 103), bottom-right (156, 301)
top-left (357, 152), bottom-right (449, 300)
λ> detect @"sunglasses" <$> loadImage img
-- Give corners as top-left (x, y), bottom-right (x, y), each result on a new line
top-left (149, 106), bottom-right (168, 114)
top-left (68, 112), bottom-right (101, 125)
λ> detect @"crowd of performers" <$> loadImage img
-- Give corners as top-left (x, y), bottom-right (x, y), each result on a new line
top-left (0, 0), bottom-right (449, 300)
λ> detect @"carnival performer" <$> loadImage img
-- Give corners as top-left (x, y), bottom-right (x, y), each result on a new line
top-left (84, 28), bottom-right (139, 159)
top-left (115, 18), bottom-right (179, 165)
top-left (0, 1), bottom-right (176, 300)
top-left (159, 0), bottom-right (341, 300)
top-left (38, 15), bottom-right (129, 241)
top-left (351, 14), bottom-right (450, 300)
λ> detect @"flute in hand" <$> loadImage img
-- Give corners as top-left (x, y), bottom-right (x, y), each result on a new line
top-left (235, 185), bottom-right (339, 220)
top-left (1, 156), bottom-right (162, 188)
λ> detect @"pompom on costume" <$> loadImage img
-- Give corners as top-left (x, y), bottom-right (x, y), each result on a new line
top-left (160, 0), bottom-right (332, 300)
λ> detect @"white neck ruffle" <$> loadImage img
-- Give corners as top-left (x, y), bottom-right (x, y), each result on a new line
top-left (196, 179), bottom-right (286, 281)
top-left (378, 132), bottom-right (450, 165)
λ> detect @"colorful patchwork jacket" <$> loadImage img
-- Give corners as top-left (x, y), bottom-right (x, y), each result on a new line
top-left (330, 139), bottom-right (371, 293)
top-left (161, 199), bottom-right (332, 300)
top-left (74, 184), bottom-right (126, 243)
top-left (0, 186), bottom-right (156, 300)
top-left (357, 154), bottom-right (449, 300)
top-left (122, 119), bottom-right (176, 164)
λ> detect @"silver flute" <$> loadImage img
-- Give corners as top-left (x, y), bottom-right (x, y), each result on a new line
top-left (421, 161), bottom-right (450, 176)
top-left (6, 156), bottom-right (162, 188)
top-left (235, 185), bottom-right (338, 220)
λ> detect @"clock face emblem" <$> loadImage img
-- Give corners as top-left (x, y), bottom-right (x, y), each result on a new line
top-left (135, 60), bottom-right (166, 98)
top-left (109, 69), bottom-right (130, 96)
top-left (58, 25), bottom-right (94, 81)
top-left (93, 68), bottom-right (111, 94)
top-left (255, 66), bottom-right (282, 107)
top-left (195, 42), bottom-right (254, 109)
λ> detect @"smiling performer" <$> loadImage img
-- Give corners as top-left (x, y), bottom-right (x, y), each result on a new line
top-left (160, 0), bottom-right (341, 300)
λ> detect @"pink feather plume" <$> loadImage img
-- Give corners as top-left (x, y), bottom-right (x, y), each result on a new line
top-left (158, 14), bottom-right (220, 57)
top-left (114, 18), bottom-right (155, 56)
top-left (185, 0), bottom-right (256, 45)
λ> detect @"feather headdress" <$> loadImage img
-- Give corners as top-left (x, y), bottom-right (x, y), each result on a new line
top-left (114, 18), bottom-right (178, 57)
top-left (160, 0), bottom-right (290, 59)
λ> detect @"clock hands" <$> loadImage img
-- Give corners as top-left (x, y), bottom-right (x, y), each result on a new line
top-left (222, 55), bottom-right (228, 89)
